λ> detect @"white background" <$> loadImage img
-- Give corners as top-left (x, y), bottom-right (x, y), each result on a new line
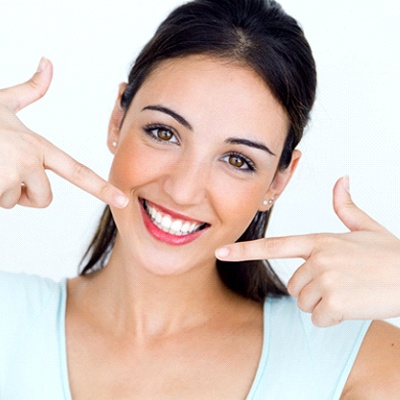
top-left (0, 1), bottom-right (399, 325)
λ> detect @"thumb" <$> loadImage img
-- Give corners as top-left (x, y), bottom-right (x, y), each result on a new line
top-left (1, 57), bottom-right (53, 113)
top-left (333, 176), bottom-right (382, 232)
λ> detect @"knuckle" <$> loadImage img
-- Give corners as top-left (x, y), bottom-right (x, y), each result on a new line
top-left (314, 233), bottom-right (334, 247)
top-left (1, 172), bottom-right (21, 189)
top-left (311, 307), bottom-right (339, 327)
top-left (231, 242), bottom-right (253, 258)
top-left (16, 132), bottom-right (45, 165)
top-left (288, 287), bottom-right (299, 298)
top-left (27, 78), bottom-right (47, 99)
top-left (24, 132), bottom-right (48, 154)
top-left (333, 199), bottom-right (343, 215)
top-left (24, 131), bottom-right (42, 148)
top-left (227, 242), bottom-right (246, 260)
top-left (0, 200), bottom-right (17, 209)
top-left (23, 154), bottom-right (41, 171)
top-left (311, 249), bottom-right (332, 270)
top-left (322, 294), bottom-right (342, 319)
top-left (99, 183), bottom-right (112, 197)
top-left (311, 313), bottom-right (325, 327)
top-left (318, 271), bottom-right (337, 290)
top-left (37, 192), bottom-right (53, 208)
top-left (265, 238), bottom-right (281, 253)
top-left (287, 277), bottom-right (301, 297)
top-left (297, 296), bottom-right (309, 313)
top-left (70, 161), bottom-right (90, 182)
top-left (0, 193), bottom-right (19, 209)
top-left (286, 280), bottom-right (295, 296)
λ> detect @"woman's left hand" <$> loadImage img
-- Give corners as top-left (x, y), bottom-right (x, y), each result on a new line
top-left (216, 177), bottom-right (400, 327)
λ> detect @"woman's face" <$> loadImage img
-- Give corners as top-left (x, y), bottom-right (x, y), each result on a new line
top-left (108, 55), bottom-right (299, 275)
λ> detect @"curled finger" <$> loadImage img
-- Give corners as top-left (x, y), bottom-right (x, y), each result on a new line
top-left (287, 261), bottom-right (313, 298)
top-left (296, 281), bottom-right (323, 314)
top-left (17, 172), bottom-right (53, 208)
top-left (311, 297), bottom-right (344, 328)
top-left (0, 186), bottom-right (22, 209)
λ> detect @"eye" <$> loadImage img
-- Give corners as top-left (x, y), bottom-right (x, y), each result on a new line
top-left (156, 128), bottom-right (173, 141)
top-left (144, 124), bottom-right (179, 144)
top-left (222, 152), bottom-right (256, 172)
top-left (229, 155), bottom-right (245, 168)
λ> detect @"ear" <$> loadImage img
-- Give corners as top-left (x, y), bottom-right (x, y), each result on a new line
top-left (260, 149), bottom-right (301, 211)
top-left (107, 82), bottom-right (128, 154)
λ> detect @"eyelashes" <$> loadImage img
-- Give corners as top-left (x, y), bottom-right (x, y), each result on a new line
top-left (142, 123), bottom-right (257, 173)
top-left (222, 152), bottom-right (256, 172)
top-left (143, 124), bottom-right (180, 144)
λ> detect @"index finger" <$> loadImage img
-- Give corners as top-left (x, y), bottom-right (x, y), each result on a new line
top-left (215, 235), bottom-right (317, 261)
top-left (43, 140), bottom-right (129, 208)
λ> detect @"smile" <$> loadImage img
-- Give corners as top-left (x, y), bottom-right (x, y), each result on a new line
top-left (141, 199), bottom-right (209, 244)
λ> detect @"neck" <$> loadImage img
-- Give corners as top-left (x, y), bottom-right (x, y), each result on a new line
top-left (73, 238), bottom-right (239, 339)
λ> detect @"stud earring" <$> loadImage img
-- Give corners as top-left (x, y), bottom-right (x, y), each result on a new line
top-left (112, 140), bottom-right (118, 148)
top-left (263, 196), bottom-right (275, 207)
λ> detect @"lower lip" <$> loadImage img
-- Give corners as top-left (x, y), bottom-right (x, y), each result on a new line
top-left (140, 201), bottom-right (206, 246)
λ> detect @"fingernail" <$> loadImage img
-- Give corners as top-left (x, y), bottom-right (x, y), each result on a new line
top-left (36, 57), bottom-right (48, 72)
top-left (216, 247), bottom-right (230, 259)
top-left (114, 194), bottom-right (129, 208)
top-left (343, 175), bottom-right (350, 193)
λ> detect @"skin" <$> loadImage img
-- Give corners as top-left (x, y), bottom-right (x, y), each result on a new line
top-left (0, 58), bottom-right (129, 209)
top-left (106, 56), bottom-right (296, 276)
top-left (217, 177), bottom-right (400, 326)
top-left (1, 57), bottom-right (400, 398)
top-left (67, 55), bottom-right (299, 399)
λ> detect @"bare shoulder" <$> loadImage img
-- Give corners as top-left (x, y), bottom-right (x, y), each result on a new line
top-left (342, 320), bottom-right (400, 399)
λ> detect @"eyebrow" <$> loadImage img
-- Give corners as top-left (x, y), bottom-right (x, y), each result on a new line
top-left (142, 105), bottom-right (275, 156)
top-left (225, 138), bottom-right (276, 156)
top-left (142, 105), bottom-right (193, 130)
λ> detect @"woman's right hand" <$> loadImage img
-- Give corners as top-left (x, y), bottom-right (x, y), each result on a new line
top-left (0, 58), bottom-right (128, 209)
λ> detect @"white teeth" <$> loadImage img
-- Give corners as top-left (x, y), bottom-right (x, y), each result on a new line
top-left (170, 219), bottom-right (183, 234)
top-left (144, 200), bottom-right (204, 236)
top-left (181, 221), bottom-right (191, 234)
top-left (161, 215), bottom-right (172, 230)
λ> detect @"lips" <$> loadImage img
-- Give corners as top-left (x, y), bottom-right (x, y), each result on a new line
top-left (140, 198), bottom-right (209, 244)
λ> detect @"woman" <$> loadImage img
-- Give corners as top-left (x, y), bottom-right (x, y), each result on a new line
top-left (1, 0), bottom-right (400, 399)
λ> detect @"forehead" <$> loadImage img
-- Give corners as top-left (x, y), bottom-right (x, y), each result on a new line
top-left (130, 55), bottom-right (289, 150)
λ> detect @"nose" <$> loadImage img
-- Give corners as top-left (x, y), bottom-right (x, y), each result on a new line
top-left (162, 155), bottom-right (210, 206)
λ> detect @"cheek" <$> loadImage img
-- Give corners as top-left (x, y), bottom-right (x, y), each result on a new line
top-left (108, 139), bottom-right (162, 191)
top-left (213, 178), bottom-right (268, 237)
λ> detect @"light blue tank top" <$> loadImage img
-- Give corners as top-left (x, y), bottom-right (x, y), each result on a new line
top-left (0, 271), bottom-right (371, 399)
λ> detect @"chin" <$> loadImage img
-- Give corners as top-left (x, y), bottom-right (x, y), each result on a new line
top-left (134, 246), bottom-right (215, 278)
top-left (142, 258), bottom-right (196, 277)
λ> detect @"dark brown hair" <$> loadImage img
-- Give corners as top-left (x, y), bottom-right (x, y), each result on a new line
top-left (80, 0), bottom-right (317, 301)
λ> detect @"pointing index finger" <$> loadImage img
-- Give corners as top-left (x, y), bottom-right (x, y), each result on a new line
top-left (43, 140), bottom-right (128, 208)
top-left (216, 235), bottom-right (316, 262)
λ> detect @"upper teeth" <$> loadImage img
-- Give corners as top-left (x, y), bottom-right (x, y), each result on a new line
top-left (145, 201), bottom-right (203, 236)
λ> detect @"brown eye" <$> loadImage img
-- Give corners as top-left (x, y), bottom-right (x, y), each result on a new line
top-left (144, 125), bottom-right (179, 144)
top-left (229, 155), bottom-right (244, 168)
top-left (157, 128), bottom-right (173, 141)
top-left (222, 153), bottom-right (255, 172)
